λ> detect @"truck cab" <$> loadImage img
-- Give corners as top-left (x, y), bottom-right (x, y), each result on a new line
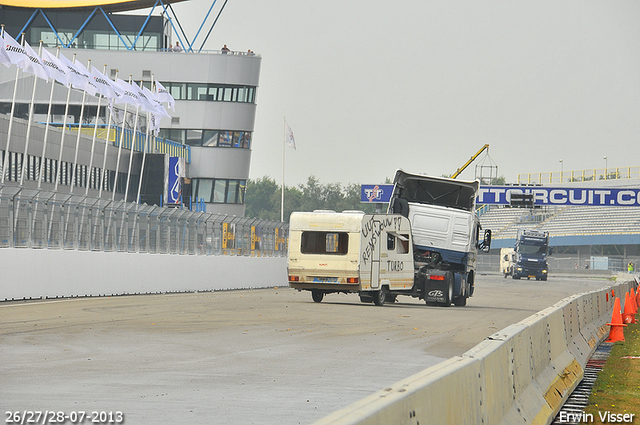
top-left (512, 229), bottom-right (550, 281)
top-left (388, 170), bottom-right (491, 303)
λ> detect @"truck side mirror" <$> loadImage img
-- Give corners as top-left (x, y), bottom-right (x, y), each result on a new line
top-left (479, 229), bottom-right (491, 253)
top-left (548, 247), bottom-right (553, 256)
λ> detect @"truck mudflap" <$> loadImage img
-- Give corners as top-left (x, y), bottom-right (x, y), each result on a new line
top-left (421, 270), bottom-right (455, 306)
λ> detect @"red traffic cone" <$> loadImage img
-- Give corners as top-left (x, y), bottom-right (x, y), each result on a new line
top-left (622, 292), bottom-right (636, 324)
top-left (606, 297), bottom-right (626, 343)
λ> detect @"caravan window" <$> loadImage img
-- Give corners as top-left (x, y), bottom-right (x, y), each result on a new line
top-left (387, 233), bottom-right (396, 251)
top-left (301, 231), bottom-right (349, 255)
top-left (397, 235), bottom-right (409, 254)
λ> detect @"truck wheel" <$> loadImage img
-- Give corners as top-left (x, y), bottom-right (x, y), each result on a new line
top-left (542, 276), bottom-right (547, 281)
top-left (373, 288), bottom-right (387, 306)
top-left (311, 290), bottom-right (324, 303)
top-left (439, 275), bottom-right (453, 307)
top-left (453, 295), bottom-right (467, 306)
top-left (512, 275), bottom-right (520, 280)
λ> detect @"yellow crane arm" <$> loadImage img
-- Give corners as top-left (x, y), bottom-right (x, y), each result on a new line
top-left (451, 144), bottom-right (489, 179)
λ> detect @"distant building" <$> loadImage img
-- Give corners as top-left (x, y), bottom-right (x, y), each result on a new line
top-left (0, 2), bottom-right (260, 216)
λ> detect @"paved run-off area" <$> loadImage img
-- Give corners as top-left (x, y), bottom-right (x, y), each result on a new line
top-left (0, 275), bottom-right (611, 424)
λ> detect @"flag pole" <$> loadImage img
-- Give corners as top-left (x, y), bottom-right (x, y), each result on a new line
top-left (1, 31), bottom-right (22, 184)
top-left (54, 64), bottom-right (73, 192)
top-left (112, 77), bottom-right (130, 201)
top-left (38, 47), bottom-right (61, 189)
top-left (85, 64), bottom-right (107, 196)
top-left (19, 40), bottom-right (45, 187)
top-left (123, 79), bottom-right (142, 203)
top-left (100, 69), bottom-right (118, 199)
top-left (136, 74), bottom-right (154, 204)
top-left (281, 117), bottom-right (285, 222)
top-left (69, 56), bottom-right (90, 194)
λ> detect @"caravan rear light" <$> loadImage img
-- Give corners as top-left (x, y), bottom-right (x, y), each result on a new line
top-left (429, 275), bottom-right (446, 281)
top-left (346, 277), bottom-right (359, 284)
top-left (289, 275), bottom-right (300, 282)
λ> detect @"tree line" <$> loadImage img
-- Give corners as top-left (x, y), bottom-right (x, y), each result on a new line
top-left (245, 175), bottom-right (506, 222)
top-left (245, 176), bottom-right (378, 222)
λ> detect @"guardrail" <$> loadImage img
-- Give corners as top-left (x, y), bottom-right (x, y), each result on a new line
top-left (0, 186), bottom-right (287, 258)
top-left (314, 279), bottom-right (636, 425)
top-left (517, 166), bottom-right (640, 184)
top-left (61, 124), bottom-right (191, 163)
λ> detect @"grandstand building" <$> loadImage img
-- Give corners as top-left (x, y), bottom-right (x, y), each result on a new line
top-left (0, 1), bottom-right (259, 216)
top-left (479, 175), bottom-right (640, 273)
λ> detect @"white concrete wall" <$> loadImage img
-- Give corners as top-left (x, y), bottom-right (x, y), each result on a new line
top-left (0, 248), bottom-right (287, 301)
top-left (314, 279), bottom-right (637, 425)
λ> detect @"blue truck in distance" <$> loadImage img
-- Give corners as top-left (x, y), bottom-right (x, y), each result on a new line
top-left (502, 229), bottom-right (551, 281)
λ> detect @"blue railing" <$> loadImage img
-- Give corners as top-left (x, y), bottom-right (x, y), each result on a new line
top-left (51, 123), bottom-right (191, 163)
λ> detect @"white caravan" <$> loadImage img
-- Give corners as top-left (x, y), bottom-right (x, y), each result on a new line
top-left (288, 211), bottom-right (414, 305)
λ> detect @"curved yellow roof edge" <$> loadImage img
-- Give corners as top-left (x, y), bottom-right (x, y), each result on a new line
top-left (0, 0), bottom-right (188, 11)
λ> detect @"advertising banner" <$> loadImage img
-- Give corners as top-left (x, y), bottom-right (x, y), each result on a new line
top-left (167, 156), bottom-right (185, 205)
top-left (477, 186), bottom-right (640, 206)
top-left (360, 184), bottom-right (394, 203)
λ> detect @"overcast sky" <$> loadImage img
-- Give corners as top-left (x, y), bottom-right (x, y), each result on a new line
top-left (153, 1), bottom-right (640, 187)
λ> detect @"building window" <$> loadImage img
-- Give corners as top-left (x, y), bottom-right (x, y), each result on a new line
top-left (186, 129), bottom-right (202, 146)
top-left (159, 129), bottom-right (251, 149)
top-left (195, 178), bottom-right (213, 203)
top-left (161, 82), bottom-right (256, 103)
top-left (203, 130), bottom-right (219, 147)
top-left (192, 178), bottom-right (247, 204)
top-left (213, 180), bottom-right (227, 203)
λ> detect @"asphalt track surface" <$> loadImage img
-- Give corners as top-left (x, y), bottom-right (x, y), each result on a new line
top-left (0, 274), bottom-right (611, 425)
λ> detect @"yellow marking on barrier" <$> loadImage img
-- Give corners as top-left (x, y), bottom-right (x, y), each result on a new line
top-left (532, 404), bottom-right (554, 425)
top-left (598, 324), bottom-right (610, 339)
top-left (587, 336), bottom-right (597, 349)
top-left (543, 359), bottom-right (583, 412)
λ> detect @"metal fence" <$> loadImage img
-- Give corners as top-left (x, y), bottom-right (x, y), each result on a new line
top-left (0, 186), bottom-right (288, 257)
top-left (477, 253), bottom-right (635, 273)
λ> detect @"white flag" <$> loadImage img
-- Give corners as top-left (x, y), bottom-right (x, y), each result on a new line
top-left (285, 121), bottom-right (296, 150)
top-left (2, 32), bottom-right (30, 68)
top-left (22, 40), bottom-right (49, 81)
top-left (58, 53), bottom-right (97, 96)
top-left (0, 33), bottom-right (12, 68)
top-left (130, 82), bottom-right (156, 113)
top-left (143, 86), bottom-right (170, 118)
top-left (155, 80), bottom-right (175, 111)
top-left (90, 65), bottom-right (118, 100)
top-left (114, 78), bottom-right (142, 107)
top-left (40, 48), bottom-right (69, 86)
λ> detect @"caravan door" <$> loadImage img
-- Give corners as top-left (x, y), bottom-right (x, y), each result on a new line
top-left (370, 234), bottom-right (381, 289)
top-left (361, 215), bottom-right (382, 290)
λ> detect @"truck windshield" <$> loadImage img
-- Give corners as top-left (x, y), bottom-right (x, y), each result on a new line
top-left (301, 231), bottom-right (349, 255)
top-left (396, 176), bottom-right (477, 211)
top-left (519, 244), bottom-right (548, 255)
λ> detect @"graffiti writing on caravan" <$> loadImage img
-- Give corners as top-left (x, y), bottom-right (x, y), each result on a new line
top-left (361, 215), bottom-right (402, 266)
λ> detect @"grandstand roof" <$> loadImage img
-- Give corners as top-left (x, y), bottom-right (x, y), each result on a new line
top-left (0, 0), bottom-right (189, 12)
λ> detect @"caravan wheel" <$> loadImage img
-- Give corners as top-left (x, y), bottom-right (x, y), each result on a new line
top-left (311, 290), bottom-right (324, 303)
top-left (373, 288), bottom-right (387, 306)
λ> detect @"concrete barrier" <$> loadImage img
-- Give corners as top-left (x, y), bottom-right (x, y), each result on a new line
top-left (0, 248), bottom-right (287, 301)
top-left (313, 279), bottom-right (637, 425)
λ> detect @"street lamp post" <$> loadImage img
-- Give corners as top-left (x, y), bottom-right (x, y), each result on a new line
top-left (559, 159), bottom-right (563, 182)
top-left (604, 156), bottom-right (608, 179)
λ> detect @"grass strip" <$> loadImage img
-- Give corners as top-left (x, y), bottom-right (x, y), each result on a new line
top-left (583, 320), bottom-right (640, 424)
